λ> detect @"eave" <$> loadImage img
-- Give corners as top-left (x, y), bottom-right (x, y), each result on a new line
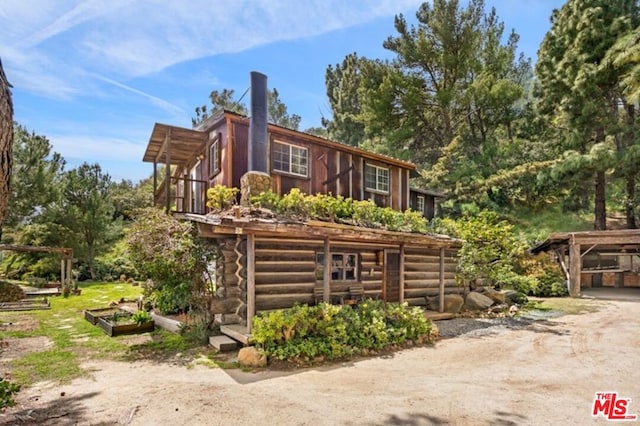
top-left (178, 213), bottom-right (461, 248)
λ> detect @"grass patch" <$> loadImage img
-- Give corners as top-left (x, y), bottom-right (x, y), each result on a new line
top-left (0, 281), bottom-right (212, 386)
top-left (10, 349), bottom-right (84, 386)
top-left (532, 297), bottom-right (602, 315)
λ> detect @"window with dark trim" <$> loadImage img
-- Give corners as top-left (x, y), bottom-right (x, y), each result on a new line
top-left (316, 253), bottom-right (357, 281)
top-left (272, 141), bottom-right (308, 177)
top-left (209, 138), bottom-right (220, 176)
top-left (365, 164), bottom-right (389, 193)
top-left (416, 195), bottom-right (425, 213)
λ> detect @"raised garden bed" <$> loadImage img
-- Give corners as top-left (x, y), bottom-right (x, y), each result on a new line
top-left (84, 307), bottom-right (128, 325)
top-left (96, 314), bottom-right (154, 337)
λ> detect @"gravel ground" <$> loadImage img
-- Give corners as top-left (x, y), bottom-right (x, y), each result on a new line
top-left (434, 309), bottom-right (564, 338)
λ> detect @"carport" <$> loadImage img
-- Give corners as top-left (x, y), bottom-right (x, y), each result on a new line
top-left (531, 230), bottom-right (640, 297)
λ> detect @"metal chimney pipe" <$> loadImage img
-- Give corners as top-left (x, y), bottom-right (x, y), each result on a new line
top-left (248, 71), bottom-right (268, 173)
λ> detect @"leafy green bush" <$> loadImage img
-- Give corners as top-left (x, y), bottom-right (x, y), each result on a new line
top-left (206, 185), bottom-right (239, 211)
top-left (126, 208), bottom-right (217, 318)
top-left (520, 253), bottom-right (569, 297)
top-left (250, 189), bottom-right (429, 233)
top-left (0, 377), bottom-right (20, 410)
top-left (252, 301), bottom-right (432, 365)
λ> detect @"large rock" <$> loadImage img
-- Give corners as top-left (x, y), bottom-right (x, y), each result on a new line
top-left (483, 288), bottom-right (506, 304)
top-left (426, 294), bottom-right (464, 313)
top-left (504, 290), bottom-right (528, 305)
top-left (238, 346), bottom-right (267, 368)
top-left (464, 291), bottom-right (494, 311)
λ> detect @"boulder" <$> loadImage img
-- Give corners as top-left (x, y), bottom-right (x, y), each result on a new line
top-left (426, 294), bottom-right (464, 313)
top-left (464, 291), bottom-right (494, 311)
top-left (504, 290), bottom-right (528, 305)
top-left (238, 346), bottom-right (267, 368)
top-left (483, 288), bottom-right (506, 304)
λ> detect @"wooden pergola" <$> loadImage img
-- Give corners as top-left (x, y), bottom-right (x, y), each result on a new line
top-left (531, 230), bottom-right (640, 297)
top-left (0, 244), bottom-right (74, 288)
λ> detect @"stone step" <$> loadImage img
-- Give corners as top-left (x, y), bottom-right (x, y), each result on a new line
top-left (209, 335), bottom-right (238, 352)
top-left (220, 324), bottom-right (252, 346)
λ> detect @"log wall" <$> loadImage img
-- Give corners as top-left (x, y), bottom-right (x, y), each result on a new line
top-left (212, 235), bottom-right (459, 324)
top-left (403, 247), bottom-right (460, 306)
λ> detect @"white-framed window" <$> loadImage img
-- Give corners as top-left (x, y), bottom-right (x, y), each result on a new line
top-left (209, 138), bottom-right (220, 176)
top-left (416, 195), bottom-right (425, 213)
top-left (272, 141), bottom-right (308, 177)
top-left (365, 164), bottom-right (390, 193)
top-left (316, 253), bottom-right (357, 281)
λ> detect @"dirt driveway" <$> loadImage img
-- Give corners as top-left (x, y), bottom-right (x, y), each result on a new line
top-left (2, 297), bottom-right (639, 425)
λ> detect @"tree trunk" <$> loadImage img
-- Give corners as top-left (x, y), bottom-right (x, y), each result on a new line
top-left (594, 170), bottom-right (606, 230)
top-left (0, 59), bottom-right (13, 241)
top-left (626, 174), bottom-right (637, 229)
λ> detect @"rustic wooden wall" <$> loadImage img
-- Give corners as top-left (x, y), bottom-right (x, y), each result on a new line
top-left (212, 234), bottom-right (459, 324)
top-left (403, 247), bottom-right (459, 306)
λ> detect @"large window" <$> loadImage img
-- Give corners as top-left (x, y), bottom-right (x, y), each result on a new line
top-left (273, 141), bottom-right (308, 177)
top-left (365, 164), bottom-right (390, 193)
top-left (316, 253), bottom-right (357, 281)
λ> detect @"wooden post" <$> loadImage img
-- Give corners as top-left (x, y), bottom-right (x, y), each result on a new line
top-left (439, 247), bottom-right (445, 313)
top-left (323, 238), bottom-right (331, 303)
top-left (66, 258), bottom-right (72, 289)
top-left (164, 129), bottom-right (171, 213)
top-left (60, 259), bottom-right (66, 289)
top-left (399, 244), bottom-right (405, 303)
top-left (246, 234), bottom-right (255, 332)
top-left (569, 236), bottom-right (581, 297)
top-left (152, 161), bottom-right (157, 206)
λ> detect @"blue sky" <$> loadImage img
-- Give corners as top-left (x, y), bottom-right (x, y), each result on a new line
top-left (1, 0), bottom-right (565, 182)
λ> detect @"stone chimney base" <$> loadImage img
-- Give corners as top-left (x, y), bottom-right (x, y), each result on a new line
top-left (240, 171), bottom-right (271, 206)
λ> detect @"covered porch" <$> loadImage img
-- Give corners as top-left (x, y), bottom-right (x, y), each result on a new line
top-left (142, 123), bottom-right (209, 214)
top-left (531, 229), bottom-right (640, 297)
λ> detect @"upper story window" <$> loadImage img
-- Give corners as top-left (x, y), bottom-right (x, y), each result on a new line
top-left (272, 141), bottom-right (308, 177)
top-left (209, 138), bottom-right (220, 176)
top-left (365, 164), bottom-right (390, 193)
top-left (416, 195), bottom-right (425, 213)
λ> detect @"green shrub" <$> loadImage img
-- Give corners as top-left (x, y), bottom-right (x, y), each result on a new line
top-left (206, 185), bottom-right (239, 211)
top-left (0, 377), bottom-right (20, 410)
top-left (250, 189), bottom-right (429, 233)
top-left (252, 301), bottom-right (432, 365)
top-left (131, 310), bottom-right (152, 325)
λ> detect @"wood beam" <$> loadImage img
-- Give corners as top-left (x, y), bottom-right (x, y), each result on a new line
top-left (439, 247), bottom-right (445, 313)
top-left (164, 128), bottom-right (171, 213)
top-left (323, 238), bottom-right (331, 302)
top-left (246, 233), bottom-right (255, 332)
top-left (569, 239), bottom-right (581, 297)
top-left (399, 244), bottom-right (405, 303)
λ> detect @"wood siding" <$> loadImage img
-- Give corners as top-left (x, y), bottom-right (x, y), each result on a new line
top-left (403, 247), bottom-right (459, 306)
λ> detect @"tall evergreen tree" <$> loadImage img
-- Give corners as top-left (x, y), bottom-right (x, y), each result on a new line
top-left (6, 125), bottom-right (65, 228)
top-left (324, 53), bottom-right (368, 146)
top-left (357, 0), bottom-right (530, 189)
top-left (536, 0), bottom-right (639, 229)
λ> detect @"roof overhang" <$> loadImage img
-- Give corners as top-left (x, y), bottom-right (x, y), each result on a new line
top-left (531, 229), bottom-right (640, 254)
top-left (178, 213), bottom-right (461, 248)
top-left (142, 123), bottom-right (208, 166)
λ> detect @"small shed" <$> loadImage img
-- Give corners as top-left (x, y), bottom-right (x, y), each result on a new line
top-left (531, 230), bottom-right (640, 296)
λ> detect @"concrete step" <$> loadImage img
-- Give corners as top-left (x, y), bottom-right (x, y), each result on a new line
top-left (209, 335), bottom-right (238, 352)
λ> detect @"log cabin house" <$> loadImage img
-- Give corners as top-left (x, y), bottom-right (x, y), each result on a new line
top-left (142, 72), bottom-right (461, 334)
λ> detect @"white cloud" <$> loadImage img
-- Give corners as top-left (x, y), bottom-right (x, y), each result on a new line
top-left (2, 1), bottom-right (422, 84)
